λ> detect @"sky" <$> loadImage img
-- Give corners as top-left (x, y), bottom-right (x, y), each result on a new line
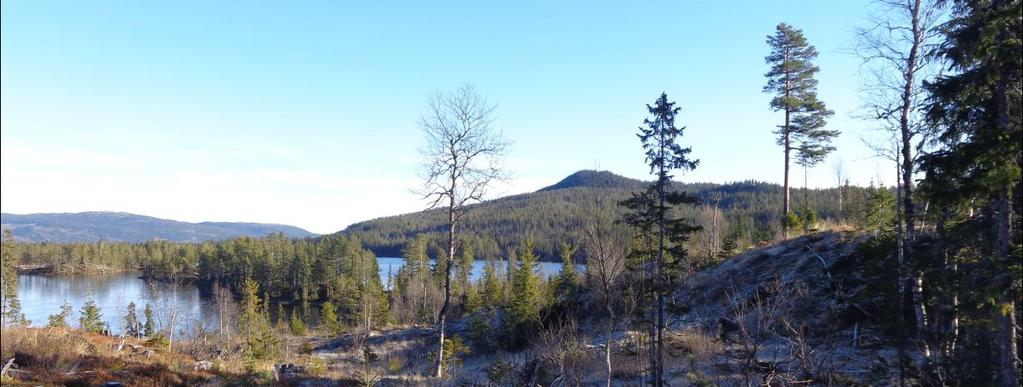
top-left (1, 1), bottom-right (899, 234)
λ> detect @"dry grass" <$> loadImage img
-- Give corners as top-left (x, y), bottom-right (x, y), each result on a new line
top-left (0, 326), bottom-right (240, 386)
top-left (666, 329), bottom-right (724, 363)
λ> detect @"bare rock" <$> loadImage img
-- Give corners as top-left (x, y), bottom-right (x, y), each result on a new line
top-left (195, 360), bottom-right (214, 371)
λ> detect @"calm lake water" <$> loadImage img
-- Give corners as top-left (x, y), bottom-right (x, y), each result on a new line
top-left (17, 257), bottom-right (573, 335)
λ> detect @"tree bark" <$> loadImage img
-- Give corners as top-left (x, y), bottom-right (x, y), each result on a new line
top-left (937, 209), bottom-right (959, 360)
top-left (435, 193), bottom-right (456, 378)
top-left (994, 188), bottom-right (1020, 387)
top-left (803, 164), bottom-right (809, 233)
top-left (606, 305), bottom-right (614, 387)
top-left (996, 301), bottom-right (1019, 387)
top-left (900, 0), bottom-right (921, 253)
top-left (991, 3), bottom-right (1020, 380)
top-left (910, 274), bottom-right (930, 359)
top-left (783, 104), bottom-right (791, 239)
top-left (899, 0), bottom-right (930, 362)
top-left (655, 179), bottom-right (665, 387)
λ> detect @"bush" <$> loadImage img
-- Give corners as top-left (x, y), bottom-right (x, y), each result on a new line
top-left (426, 336), bottom-right (472, 378)
top-left (289, 312), bottom-right (306, 336)
top-left (798, 207), bottom-right (819, 232)
top-left (784, 212), bottom-right (803, 235)
top-left (486, 359), bottom-right (517, 386)
top-left (305, 356), bottom-right (327, 376)
top-left (145, 333), bottom-right (170, 348)
top-left (47, 302), bottom-right (73, 328)
top-left (467, 312), bottom-right (495, 353)
top-left (245, 324), bottom-right (280, 361)
top-left (386, 356), bottom-right (406, 374)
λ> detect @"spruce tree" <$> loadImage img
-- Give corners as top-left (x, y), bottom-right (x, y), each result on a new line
top-left (504, 247), bottom-right (517, 302)
top-left (481, 256), bottom-right (502, 310)
top-left (289, 309), bottom-right (306, 336)
top-left (764, 23), bottom-right (834, 237)
top-left (262, 292), bottom-right (273, 325)
top-left (504, 239), bottom-right (542, 348)
top-left (124, 302), bottom-right (140, 338)
top-left (238, 278), bottom-right (278, 361)
top-left (1, 229), bottom-right (26, 326)
top-left (718, 234), bottom-right (738, 260)
top-left (79, 297), bottom-right (105, 333)
top-left (275, 303), bottom-right (287, 331)
top-left (238, 278), bottom-right (263, 342)
top-left (922, 1), bottom-right (1022, 384)
top-left (464, 282), bottom-right (482, 313)
top-left (142, 303), bottom-right (155, 336)
top-left (555, 242), bottom-right (578, 296)
top-left (621, 92), bottom-right (700, 385)
top-left (863, 183), bottom-right (896, 236)
top-left (320, 301), bottom-right (343, 335)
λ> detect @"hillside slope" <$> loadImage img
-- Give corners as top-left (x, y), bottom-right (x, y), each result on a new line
top-left (308, 232), bottom-right (911, 385)
top-left (666, 231), bottom-right (908, 384)
top-left (0, 211), bottom-right (317, 243)
top-left (341, 170), bottom-right (860, 260)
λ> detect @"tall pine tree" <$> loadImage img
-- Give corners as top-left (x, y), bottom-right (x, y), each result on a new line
top-left (764, 23), bottom-right (834, 237)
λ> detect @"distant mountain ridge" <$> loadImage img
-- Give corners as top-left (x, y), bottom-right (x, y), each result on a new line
top-left (340, 169), bottom-right (855, 260)
top-left (0, 211), bottom-right (317, 243)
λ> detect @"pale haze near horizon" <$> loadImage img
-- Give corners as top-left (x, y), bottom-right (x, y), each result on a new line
top-left (1, 1), bottom-right (896, 234)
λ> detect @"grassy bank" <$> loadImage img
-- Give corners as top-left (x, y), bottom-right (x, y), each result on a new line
top-left (0, 327), bottom-right (245, 386)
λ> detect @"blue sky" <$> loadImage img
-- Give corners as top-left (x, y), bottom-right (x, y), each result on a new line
top-left (2, 1), bottom-right (896, 233)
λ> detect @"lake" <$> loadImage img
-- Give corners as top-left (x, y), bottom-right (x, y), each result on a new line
top-left (375, 256), bottom-right (571, 287)
top-left (16, 257), bottom-right (575, 335)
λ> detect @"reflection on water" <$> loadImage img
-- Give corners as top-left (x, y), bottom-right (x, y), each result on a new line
top-left (17, 274), bottom-right (210, 336)
top-left (17, 257), bottom-right (575, 335)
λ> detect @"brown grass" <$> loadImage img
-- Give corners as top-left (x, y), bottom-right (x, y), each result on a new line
top-left (665, 329), bottom-right (723, 362)
top-left (0, 326), bottom-right (239, 386)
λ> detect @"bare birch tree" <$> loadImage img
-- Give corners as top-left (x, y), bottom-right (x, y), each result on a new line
top-left (212, 281), bottom-right (237, 347)
top-left (146, 279), bottom-right (181, 351)
top-left (416, 83), bottom-right (509, 379)
top-left (584, 200), bottom-right (629, 387)
top-left (855, 0), bottom-right (946, 362)
top-left (832, 158), bottom-right (846, 219)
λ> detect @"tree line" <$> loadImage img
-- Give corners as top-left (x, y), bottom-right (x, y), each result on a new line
top-left (344, 177), bottom-right (888, 262)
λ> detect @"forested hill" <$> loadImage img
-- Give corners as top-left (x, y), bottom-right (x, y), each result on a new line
top-left (0, 211), bottom-right (317, 243)
top-left (341, 170), bottom-right (874, 261)
top-left (538, 170), bottom-right (647, 191)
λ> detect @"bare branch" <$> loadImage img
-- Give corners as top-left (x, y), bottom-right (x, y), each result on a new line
top-left (415, 83), bottom-right (510, 379)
